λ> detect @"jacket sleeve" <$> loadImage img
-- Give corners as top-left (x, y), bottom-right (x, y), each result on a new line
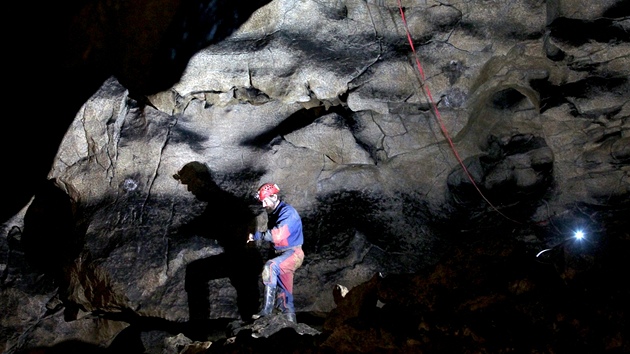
top-left (254, 224), bottom-right (290, 244)
top-left (267, 208), bottom-right (296, 247)
top-left (268, 223), bottom-right (291, 245)
top-left (254, 207), bottom-right (294, 247)
top-left (253, 230), bottom-right (272, 242)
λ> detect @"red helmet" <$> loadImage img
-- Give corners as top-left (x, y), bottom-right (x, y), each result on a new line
top-left (257, 183), bottom-right (280, 201)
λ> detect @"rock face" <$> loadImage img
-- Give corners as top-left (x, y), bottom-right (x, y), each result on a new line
top-left (2, 0), bottom-right (629, 353)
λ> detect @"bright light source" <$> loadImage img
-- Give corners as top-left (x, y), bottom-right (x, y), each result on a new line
top-left (574, 230), bottom-right (585, 240)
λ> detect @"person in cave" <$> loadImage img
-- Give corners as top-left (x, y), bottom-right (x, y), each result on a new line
top-left (248, 183), bottom-right (304, 323)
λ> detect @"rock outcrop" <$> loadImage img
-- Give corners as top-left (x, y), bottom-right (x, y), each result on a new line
top-left (2, 0), bottom-right (628, 353)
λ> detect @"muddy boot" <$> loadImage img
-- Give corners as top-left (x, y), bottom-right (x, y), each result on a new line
top-left (251, 285), bottom-right (276, 320)
top-left (285, 312), bottom-right (297, 323)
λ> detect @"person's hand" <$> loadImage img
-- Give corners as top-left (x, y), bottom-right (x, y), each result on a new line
top-left (247, 233), bottom-right (254, 243)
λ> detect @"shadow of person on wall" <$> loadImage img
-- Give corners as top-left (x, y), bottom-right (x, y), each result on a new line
top-left (173, 161), bottom-right (263, 339)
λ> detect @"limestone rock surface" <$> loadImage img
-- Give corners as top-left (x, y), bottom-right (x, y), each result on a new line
top-left (2, 0), bottom-right (629, 353)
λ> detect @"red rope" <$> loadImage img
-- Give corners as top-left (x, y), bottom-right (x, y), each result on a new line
top-left (397, 0), bottom-right (521, 224)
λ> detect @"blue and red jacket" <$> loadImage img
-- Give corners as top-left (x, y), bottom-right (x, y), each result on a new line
top-left (253, 201), bottom-right (303, 251)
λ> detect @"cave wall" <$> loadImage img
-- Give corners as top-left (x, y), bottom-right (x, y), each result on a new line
top-left (1, 0), bottom-right (629, 353)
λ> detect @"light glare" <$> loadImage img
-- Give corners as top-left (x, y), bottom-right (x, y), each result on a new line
top-left (574, 230), bottom-right (584, 240)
